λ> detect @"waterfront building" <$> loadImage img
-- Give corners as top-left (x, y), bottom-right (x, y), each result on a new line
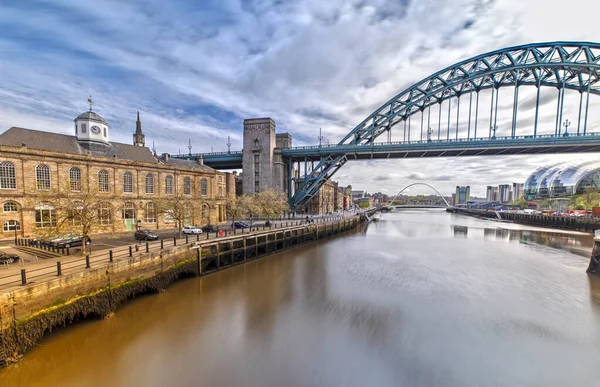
top-left (486, 186), bottom-right (499, 202)
top-left (0, 106), bottom-right (232, 238)
top-left (524, 161), bottom-right (600, 200)
top-left (454, 186), bottom-right (470, 206)
top-left (352, 190), bottom-right (365, 200)
top-left (498, 184), bottom-right (512, 203)
top-left (512, 183), bottom-right (524, 200)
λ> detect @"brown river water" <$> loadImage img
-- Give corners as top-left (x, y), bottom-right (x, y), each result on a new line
top-left (1, 210), bottom-right (599, 387)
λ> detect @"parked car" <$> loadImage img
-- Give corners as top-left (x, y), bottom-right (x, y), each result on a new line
top-left (201, 224), bottom-right (219, 233)
top-left (135, 230), bottom-right (159, 241)
top-left (57, 235), bottom-right (92, 248)
top-left (0, 252), bottom-right (19, 264)
top-left (50, 233), bottom-right (79, 247)
top-left (232, 221), bottom-right (249, 229)
top-left (182, 226), bottom-right (202, 235)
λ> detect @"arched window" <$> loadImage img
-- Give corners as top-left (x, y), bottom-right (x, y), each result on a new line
top-left (69, 167), bottom-right (81, 191)
top-left (98, 202), bottom-right (112, 226)
top-left (35, 202), bottom-right (55, 228)
top-left (145, 202), bottom-right (157, 223)
top-left (98, 170), bottom-right (109, 192)
top-left (122, 202), bottom-right (136, 220)
top-left (183, 177), bottom-right (191, 195)
top-left (200, 178), bottom-right (208, 196)
top-left (165, 175), bottom-right (174, 195)
top-left (36, 164), bottom-right (51, 190)
top-left (145, 173), bottom-right (155, 194)
top-left (0, 161), bottom-right (16, 189)
top-left (3, 202), bottom-right (18, 212)
top-left (123, 172), bottom-right (133, 193)
top-left (3, 220), bottom-right (20, 232)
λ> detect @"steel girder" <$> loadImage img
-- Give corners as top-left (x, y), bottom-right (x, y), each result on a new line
top-left (290, 41), bottom-right (600, 209)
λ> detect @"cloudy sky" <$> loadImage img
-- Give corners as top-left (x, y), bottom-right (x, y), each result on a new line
top-left (0, 0), bottom-right (599, 197)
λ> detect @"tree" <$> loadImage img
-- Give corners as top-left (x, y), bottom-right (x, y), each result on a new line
top-left (226, 194), bottom-right (250, 227)
top-left (510, 197), bottom-right (528, 208)
top-left (358, 201), bottom-right (370, 208)
top-left (155, 189), bottom-right (196, 236)
top-left (254, 190), bottom-right (289, 220)
top-left (27, 175), bottom-right (114, 254)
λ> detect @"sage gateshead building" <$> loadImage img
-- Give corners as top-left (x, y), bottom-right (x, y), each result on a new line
top-left (524, 161), bottom-right (600, 200)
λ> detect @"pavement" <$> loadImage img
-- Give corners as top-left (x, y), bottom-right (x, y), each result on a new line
top-left (0, 213), bottom-right (362, 292)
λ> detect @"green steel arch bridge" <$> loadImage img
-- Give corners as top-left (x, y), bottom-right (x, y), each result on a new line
top-left (173, 41), bottom-right (600, 210)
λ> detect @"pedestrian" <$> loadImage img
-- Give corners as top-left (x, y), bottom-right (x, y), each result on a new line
top-left (136, 219), bottom-right (142, 231)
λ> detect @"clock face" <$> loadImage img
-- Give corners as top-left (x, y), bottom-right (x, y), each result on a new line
top-left (91, 125), bottom-right (101, 134)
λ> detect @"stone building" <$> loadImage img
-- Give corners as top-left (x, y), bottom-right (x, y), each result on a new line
top-left (242, 118), bottom-right (292, 196)
top-left (0, 107), bottom-right (232, 239)
top-left (303, 179), bottom-right (336, 215)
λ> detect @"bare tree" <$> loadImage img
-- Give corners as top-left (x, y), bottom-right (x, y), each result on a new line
top-left (154, 189), bottom-right (196, 236)
top-left (27, 175), bottom-right (114, 254)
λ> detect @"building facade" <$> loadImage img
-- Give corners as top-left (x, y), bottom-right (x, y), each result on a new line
top-left (0, 108), bottom-right (231, 238)
top-left (454, 186), bottom-right (470, 206)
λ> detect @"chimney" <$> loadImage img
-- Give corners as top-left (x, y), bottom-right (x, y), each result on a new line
top-left (161, 153), bottom-right (169, 162)
top-left (21, 142), bottom-right (26, 147)
top-left (198, 155), bottom-right (204, 165)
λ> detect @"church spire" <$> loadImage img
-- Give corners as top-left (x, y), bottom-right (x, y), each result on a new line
top-left (133, 111), bottom-right (145, 147)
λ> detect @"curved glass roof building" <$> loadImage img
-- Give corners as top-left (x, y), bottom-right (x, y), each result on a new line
top-left (524, 161), bottom-right (600, 200)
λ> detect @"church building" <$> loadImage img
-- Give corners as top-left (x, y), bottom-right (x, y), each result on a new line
top-left (0, 102), bottom-right (234, 238)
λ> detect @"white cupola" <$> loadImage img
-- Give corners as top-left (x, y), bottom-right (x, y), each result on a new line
top-left (74, 96), bottom-right (109, 143)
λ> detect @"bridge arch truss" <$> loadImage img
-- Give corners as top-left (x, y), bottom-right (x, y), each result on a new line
top-left (291, 41), bottom-right (600, 209)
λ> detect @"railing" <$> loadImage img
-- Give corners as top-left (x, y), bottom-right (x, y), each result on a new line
top-left (171, 151), bottom-right (243, 158)
top-left (0, 216), bottom-right (356, 290)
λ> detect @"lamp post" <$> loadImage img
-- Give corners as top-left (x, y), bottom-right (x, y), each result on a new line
top-left (563, 119), bottom-right (571, 137)
top-left (427, 127), bottom-right (433, 143)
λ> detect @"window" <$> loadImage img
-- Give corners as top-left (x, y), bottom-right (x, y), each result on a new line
top-left (145, 173), bottom-right (155, 194)
top-left (123, 172), bottom-right (133, 193)
top-left (165, 175), bottom-right (173, 195)
top-left (36, 164), bottom-right (51, 190)
top-left (68, 202), bottom-right (83, 226)
top-left (98, 202), bottom-right (112, 226)
top-left (69, 167), bottom-right (81, 191)
top-left (104, 127), bottom-right (107, 137)
top-left (122, 202), bottom-right (136, 220)
top-left (0, 161), bottom-right (16, 189)
top-left (218, 186), bottom-right (223, 197)
top-left (254, 154), bottom-right (260, 193)
top-left (3, 202), bottom-right (17, 213)
top-left (145, 202), bottom-right (157, 223)
top-left (81, 123), bottom-right (87, 134)
top-left (3, 220), bottom-right (20, 232)
top-left (98, 170), bottom-right (109, 192)
top-left (35, 202), bottom-right (55, 228)
top-left (200, 178), bottom-right (208, 196)
top-left (184, 177), bottom-right (191, 195)
top-left (218, 176), bottom-right (222, 182)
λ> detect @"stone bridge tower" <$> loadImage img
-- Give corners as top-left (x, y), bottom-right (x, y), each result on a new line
top-left (242, 118), bottom-right (291, 197)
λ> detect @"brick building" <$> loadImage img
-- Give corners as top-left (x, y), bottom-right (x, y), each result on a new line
top-left (0, 107), bottom-right (232, 238)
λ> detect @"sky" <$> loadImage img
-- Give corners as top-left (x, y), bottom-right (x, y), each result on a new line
top-left (0, 0), bottom-right (599, 197)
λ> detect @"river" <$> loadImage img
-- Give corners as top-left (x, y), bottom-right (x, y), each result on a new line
top-left (1, 210), bottom-right (599, 387)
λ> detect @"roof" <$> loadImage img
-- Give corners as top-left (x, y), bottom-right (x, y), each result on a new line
top-left (74, 111), bottom-right (108, 125)
top-left (162, 157), bottom-right (214, 171)
top-left (0, 127), bottom-right (158, 164)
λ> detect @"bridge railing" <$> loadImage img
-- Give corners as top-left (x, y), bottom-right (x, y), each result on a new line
top-left (287, 132), bottom-right (600, 150)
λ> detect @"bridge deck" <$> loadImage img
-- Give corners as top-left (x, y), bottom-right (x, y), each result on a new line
top-left (176, 133), bottom-right (600, 168)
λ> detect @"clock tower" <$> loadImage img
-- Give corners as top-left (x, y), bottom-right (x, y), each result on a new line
top-left (74, 96), bottom-right (109, 143)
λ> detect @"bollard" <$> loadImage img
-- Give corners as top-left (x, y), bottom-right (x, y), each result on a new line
top-left (66, 247), bottom-right (70, 256)
top-left (109, 250), bottom-right (113, 263)
top-left (129, 246), bottom-right (133, 257)
top-left (56, 261), bottom-right (62, 276)
top-left (186, 234), bottom-right (189, 244)
top-left (20, 269), bottom-right (26, 286)
top-left (197, 233), bottom-right (200, 242)
top-left (85, 255), bottom-right (90, 269)
top-left (146, 242), bottom-right (149, 253)
top-left (161, 239), bottom-right (164, 249)
top-left (62, 246), bottom-right (65, 255)
top-left (234, 228), bottom-right (237, 235)
top-left (206, 232), bottom-right (209, 240)
top-left (174, 237), bottom-right (177, 246)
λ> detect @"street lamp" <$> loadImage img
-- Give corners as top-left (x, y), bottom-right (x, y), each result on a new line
top-left (563, 119), bottom-right (571, 137)
top-left (491, 125), bottom-right (497, 140)
top-left (427, 127), bottom-right (433, 143)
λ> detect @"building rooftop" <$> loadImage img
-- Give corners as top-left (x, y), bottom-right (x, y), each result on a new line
top-left (0, 127), bottom-right (157, 164)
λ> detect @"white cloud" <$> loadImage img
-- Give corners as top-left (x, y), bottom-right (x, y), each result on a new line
top-left (0, 0), bottom-right (599, 196)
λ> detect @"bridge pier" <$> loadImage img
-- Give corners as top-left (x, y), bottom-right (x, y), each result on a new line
top-left (587, 238), bottom-right (600, 276)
